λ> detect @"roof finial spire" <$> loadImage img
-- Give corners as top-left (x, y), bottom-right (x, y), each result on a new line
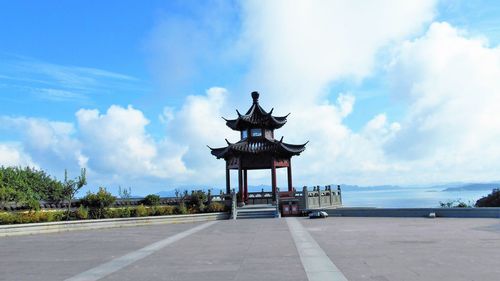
top-left (251, 91), bottom-right (260, 104)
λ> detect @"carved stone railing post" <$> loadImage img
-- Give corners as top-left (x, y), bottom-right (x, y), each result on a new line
top-left (337, 185), bottom-right (342, 205)
top-left (231, 189), bottom-right (237, 220)
top-left (328, 185), bottom-right (333, 206)
top-left (302, 186), bottom-right (309, 210)
top-left (318, 186), bottom-right (322, 208)
top-left (275, 187), bottom-right (281, 218)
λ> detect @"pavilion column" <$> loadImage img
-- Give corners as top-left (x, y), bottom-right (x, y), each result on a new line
top-left (271, 159), bottom-right (277, 201)
top-left (287, 159), bottom-right (293, 192)
top-left (225, 163), bottom-right (231, 195)
top-left (243, 169), bottom-right (248, 202)
top-left (238, 163), bottom-right (243, 202)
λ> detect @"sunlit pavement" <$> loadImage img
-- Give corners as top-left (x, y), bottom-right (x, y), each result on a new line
top-left (0, 217), bottom-right (498, 281)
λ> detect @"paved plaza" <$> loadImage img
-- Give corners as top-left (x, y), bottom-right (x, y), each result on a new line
top-left (0, 217), bottom-right (499, 281)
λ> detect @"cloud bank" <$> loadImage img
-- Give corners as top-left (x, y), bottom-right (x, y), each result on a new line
top-left (2, 1), bottom-right (500, 193)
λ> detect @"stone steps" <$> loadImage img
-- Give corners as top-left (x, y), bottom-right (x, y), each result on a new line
top-left (236, 204), bottom-right (277, 219)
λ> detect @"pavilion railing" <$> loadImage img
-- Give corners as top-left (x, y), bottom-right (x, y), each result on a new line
top-left (244, 185), bottom-right (342, 210)
top-left (299, 185), bottom-right (342, 210)
top-left (2, 186), bottom-right (341, 212)
top-left (246, 191), bottom-right (274, 205)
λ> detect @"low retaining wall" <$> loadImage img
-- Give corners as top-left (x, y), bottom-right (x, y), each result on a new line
top-left (322, 207), bottom-right (500, 218)
top-left (0, 212), bottom-right (229, 237)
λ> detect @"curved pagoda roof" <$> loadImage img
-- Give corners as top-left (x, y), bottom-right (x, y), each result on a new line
top-left (223, 91), bottom-right (289, 131)
top-left (209, 138), bottom-right (307, 159)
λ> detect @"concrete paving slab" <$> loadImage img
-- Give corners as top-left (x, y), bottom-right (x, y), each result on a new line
top-left (0, 222), bottom-right (202, 281)
top-left (65, 221), bottom-right (218, 281)
top-left (100, 219), bottom-right (307, 281)
top-left (1, 217), bottom-right (499, 281)
top-left (302, 217), bottom-right (500, 281)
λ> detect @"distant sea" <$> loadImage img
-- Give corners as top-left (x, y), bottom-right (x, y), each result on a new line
top-left (156, 183), bottom-right (496, 208)
top-left (341, 187), bottom-right (491, 208)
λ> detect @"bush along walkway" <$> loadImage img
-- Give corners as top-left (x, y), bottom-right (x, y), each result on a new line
top-left (0, 202), bottom-right (227, 225)
top-left (0, 186), bottom-right (227, 225)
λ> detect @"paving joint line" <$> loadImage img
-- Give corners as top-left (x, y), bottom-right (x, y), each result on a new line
top-left (286, 217), bottom-right (349, 281)
top-left (64, 221), bottom-right (218, 281)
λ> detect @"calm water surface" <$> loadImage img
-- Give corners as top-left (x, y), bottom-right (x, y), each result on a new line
top-left (342, 187), bottom-right (490, 208)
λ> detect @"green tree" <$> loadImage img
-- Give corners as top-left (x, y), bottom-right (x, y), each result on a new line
top-left (118, 186), bottom-right (132, 201)
top-left (0, 166), bottom-right (64, 209)
top-left (62, 168), bottom-right (87, 220)
top-left (188, 190), bottom-right (207, 212)
top-left (475, 189), bottom-right (500, 207)
top-left (142, 194), bottom-right (161, 206)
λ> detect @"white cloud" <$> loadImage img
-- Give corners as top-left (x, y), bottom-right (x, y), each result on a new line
top-left (0, 104), bottom-right (190, 191)
top-left (76, 105), bottom-right (188, 179)
top-left (385, 22), bottom-right (500, 183)
top-left (5, 2), bottom-right (500, 190)
top-left (167, 87), bottom-right (239, 184)
top-left (0, 143), bottom-right (37, 167)
top-left (0, 116), bottom-right (82, 171)
top-left (233, 0), bottom-right (437, 186)
top-left (240, 0), bottom-right (436, 106)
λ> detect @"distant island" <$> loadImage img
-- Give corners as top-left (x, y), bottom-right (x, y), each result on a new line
top-left (441, 183), bottom-right (499, 192)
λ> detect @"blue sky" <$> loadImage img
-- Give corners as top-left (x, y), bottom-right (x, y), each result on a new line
top-left (1, 1), bottom-right (500, 195)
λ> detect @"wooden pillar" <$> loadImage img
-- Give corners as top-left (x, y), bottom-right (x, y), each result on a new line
top-left (271, 159), bottom-right (277, 201)
top-left (287, 159), bottom-right (293, 192)
top-left (225, 164), bottom-right (231, 195)
top-left (238, 163), bottom-right (243, 202)
top-left (243, 169), bottom-right (248, 202)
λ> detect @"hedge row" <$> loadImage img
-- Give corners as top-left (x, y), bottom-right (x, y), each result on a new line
top-left (0, 202), bottom-right (226, 225)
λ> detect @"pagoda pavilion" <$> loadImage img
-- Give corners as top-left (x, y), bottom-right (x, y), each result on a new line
top-left (208, 91), bottom-right (307, 202)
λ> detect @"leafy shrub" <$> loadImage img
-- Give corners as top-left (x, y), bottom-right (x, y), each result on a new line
top-left (75, 205), bottom-right (89, 220)
top-left (187, 190), bottom-right (207, 212)
top-left (80, 187), bottom-right (116, 219)
top-left (104, 208), bottom-right (116, 218)
top-left (134, 204), bottom-right (148, 217)
top-left (157, 205), bottom-right (175, 216)
top-left (142, 194), bottom-right (161, 206)
top-left (0, 210), bottom-right (62, 224)
top-left (0, 212), bottom-right (16, 224)
top-left (175, 202), bottom-right (188, 215)
top-left (439, 199), bottom-right (472, 208)
top-left (45, 211), bottom-right (65, 222)
top-left (119, 207), bottom-right (131, 218)
top-left (206, 202), bottom-right (225, 213)
top-left (17, 212), bottom-right (41, 223)
top-left (475, 189), bottom-right (500, 207)
top-left (147, 206), bottom-right (156, 216)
